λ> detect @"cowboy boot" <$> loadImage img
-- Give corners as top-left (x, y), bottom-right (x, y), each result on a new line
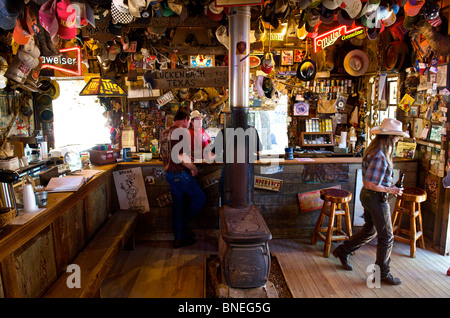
top-left (42, 27), bottom-right (62, 57)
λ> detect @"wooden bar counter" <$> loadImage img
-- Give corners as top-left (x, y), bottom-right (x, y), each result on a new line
top-left (0, 157), bottom-right (417, 297)
top-left (0, 164), bottom-right (116, 298)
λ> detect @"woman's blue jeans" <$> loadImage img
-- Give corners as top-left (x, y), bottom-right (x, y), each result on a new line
top-left (341, 188), bottom-right (394, 277)
top-left (165, 170), bottom-right (206, 240)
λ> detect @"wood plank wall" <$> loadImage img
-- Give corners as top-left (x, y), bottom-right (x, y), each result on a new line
top-left (126, 161), bottom-right (418, 241)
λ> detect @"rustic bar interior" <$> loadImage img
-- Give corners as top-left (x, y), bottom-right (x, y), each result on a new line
top-left (0, 0), bottom-right (448, 302)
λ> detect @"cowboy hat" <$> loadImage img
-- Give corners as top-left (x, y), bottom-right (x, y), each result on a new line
top-left (296, 58), bottom-right (316, 82)
top-left (383, 41), bottom-right (408, 71)
top-left (190, 110), bottom-right (206, 120)
top-left (370, 118), bottom-right (409, 137)
top-left (343, 49), bottom-right (369, 76)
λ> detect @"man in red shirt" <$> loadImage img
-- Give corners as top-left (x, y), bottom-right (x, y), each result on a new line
top-left (160, 109), bottom-right (206, 248)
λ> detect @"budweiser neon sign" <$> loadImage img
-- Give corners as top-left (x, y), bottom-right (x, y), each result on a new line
top-left (40, 46), bottom-right (82, 76)
top-left (313, 26), bottom-right (364, 53)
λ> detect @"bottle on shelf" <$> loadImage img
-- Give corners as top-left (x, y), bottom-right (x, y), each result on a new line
top-left (395, 173), bottom-right (405, 189)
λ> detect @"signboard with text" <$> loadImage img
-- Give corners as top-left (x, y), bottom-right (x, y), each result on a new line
top-left (40, 46), bottom-right (82, 76)
top-left (151, 67), bottom-right (228, 89)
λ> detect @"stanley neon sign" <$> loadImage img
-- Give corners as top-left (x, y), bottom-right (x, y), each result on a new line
top-left (40, 46), bottom-right (82, 76)
top-left (313, 26), bottom-right (364, 53)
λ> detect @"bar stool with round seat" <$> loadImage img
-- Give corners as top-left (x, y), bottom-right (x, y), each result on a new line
top-left (311, 188), bottom-right (353, 257)
top-left (391, 186), bottom-right (427, 258)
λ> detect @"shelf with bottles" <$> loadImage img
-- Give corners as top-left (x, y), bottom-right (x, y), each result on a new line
top-left (295, 78), bottom-right (358, 98)
top-left (301, 132), bottom-right (334, 147)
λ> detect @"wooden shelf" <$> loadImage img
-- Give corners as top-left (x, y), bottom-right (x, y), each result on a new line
top-left (301, 132), bottom-right (334, 147)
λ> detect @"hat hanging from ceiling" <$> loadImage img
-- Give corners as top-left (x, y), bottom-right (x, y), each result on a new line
top-left (404, 0), bottom-right (425, 17)
top-left (343, 49), bottom-right (369, 76)
top-left (320, 6), bottom-right (335, 24)
top-left (340, 0), bottom-right (362, 19)
top-left (337, 8), bottom-right (354, 26)
top-left (0, 0), bottom-right (22, 30)
top-left (296, 58), bottom-right (316, 82)
top-left (261, 53), bottom-right (274, 74)
top-left (111, 0), bottom-right (134, 24)
top-left (383, 41), bottom-right (408, 71)
top-left (206, 1), bottom-right (223, 22)
top-left (56, 0), bottom-right (77, 40)
top-left (216, 25), bottom-right (229, 50)
top-left (422, 0), bottom-right (441, 27)
top-left (39, 0), bottom-right (59, 44)
top-left (322, 0), bottom-right (341, 10)
top-left (370, 118), bottom-right (409, 137)
top-left (71, 0), bottom-right (96, 27)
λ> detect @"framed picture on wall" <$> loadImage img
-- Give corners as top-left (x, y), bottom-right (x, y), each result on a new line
top-left (294, 49), bottom-right (305, 63)
top-left (413, 117), bottom-right (423, 139)
top-left (281, 50), bottom-right (293, 66)
top-left (388, 80), bottom-right (398, 105)
top-left (436, 63), bottom-right (449, 88)
top-left (410, 106), bottom-right (419, 117)
top-left (429, 124), bottom-right (442, 142)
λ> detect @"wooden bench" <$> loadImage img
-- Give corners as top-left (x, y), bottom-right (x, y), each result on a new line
top-left (44, 210), bottom-right (138, 298)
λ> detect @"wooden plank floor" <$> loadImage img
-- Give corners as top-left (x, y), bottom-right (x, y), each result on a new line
top-left (101, 238), bottom-right (450, 298)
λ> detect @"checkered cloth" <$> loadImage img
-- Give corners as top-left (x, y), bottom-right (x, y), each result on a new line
top-left (362, 149), bottom-right (393, 187)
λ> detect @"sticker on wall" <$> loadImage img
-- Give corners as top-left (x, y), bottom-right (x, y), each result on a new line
top-left (254, 176), bottom-right (283, 191)
top-left (293, 101), bottom-right (309, 116)
top-left (236, 41), bottom-right (247, 55)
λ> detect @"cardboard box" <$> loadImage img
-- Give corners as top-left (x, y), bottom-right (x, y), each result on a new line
top-left (0, 157), bottom-right (20, 171)
top-left (89, 149), bottom-right (120, 165)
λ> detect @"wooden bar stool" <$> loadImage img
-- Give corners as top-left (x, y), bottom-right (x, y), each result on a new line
top-left (311, 189), bottom-right (352, 257)
top-left (392, 186), bottom-right (427, 258)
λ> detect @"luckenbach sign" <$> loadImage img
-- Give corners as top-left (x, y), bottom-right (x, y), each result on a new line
top-left (150, 67), bottom-right (228, 89)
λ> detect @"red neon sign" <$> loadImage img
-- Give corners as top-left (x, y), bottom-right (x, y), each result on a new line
top-left (40, 46), bottom-right (82, 76)
top-left (313, 25), bottom-right (364, 53)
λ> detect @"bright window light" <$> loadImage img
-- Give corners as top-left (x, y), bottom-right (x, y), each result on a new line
top-left (52, 79), bottom-right (110, 150)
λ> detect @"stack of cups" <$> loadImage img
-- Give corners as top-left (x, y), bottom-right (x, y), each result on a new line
top-left (23, 184), bottom-right (38, 212)
top-left (40, 142), bottom-right (48, 159)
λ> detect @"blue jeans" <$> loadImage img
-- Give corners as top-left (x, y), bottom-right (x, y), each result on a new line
top-left (341, 188), bottom-right (394, 277)
top-left (165, 170), bottom-right (206, 240)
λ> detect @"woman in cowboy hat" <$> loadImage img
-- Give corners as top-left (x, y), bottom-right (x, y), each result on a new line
top-left (333, 118), bottom-right (409, 285)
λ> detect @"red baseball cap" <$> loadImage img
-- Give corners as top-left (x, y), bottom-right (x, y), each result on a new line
top-left (56, 0), bottom-right (77, 40)
top-left (13, 18), bottom-right (31, 45)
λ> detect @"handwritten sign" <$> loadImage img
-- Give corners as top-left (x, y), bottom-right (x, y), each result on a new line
top-left (151, 67), bottom-right (228, 89)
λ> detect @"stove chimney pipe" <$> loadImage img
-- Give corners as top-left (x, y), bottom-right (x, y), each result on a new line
top-left (228, 6), bottom-right (251, 209)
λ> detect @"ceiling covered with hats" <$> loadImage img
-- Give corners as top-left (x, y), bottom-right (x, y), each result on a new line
top-left (0, 0), bottom-right (450, 150)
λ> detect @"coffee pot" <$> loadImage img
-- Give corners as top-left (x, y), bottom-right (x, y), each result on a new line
top-left (0, 169), bottom-right (20, 216)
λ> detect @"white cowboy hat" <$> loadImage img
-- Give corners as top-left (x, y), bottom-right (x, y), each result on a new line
top-left (190, 110), bottom-right (206, 119)
top-left (370, 118), bottom-right (409, 137)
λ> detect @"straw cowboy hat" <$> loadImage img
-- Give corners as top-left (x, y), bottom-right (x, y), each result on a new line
top-left (343, 49), bottom-right (369, 77)
top-left (370, 118), bottom-right (410, 137)
top-left (190, 110), bottom-right (206, 120)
